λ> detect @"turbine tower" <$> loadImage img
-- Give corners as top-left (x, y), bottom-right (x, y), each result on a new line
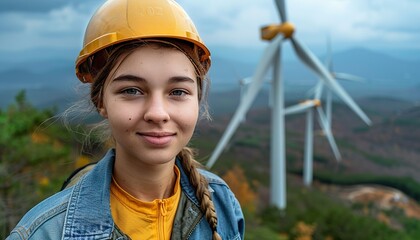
top-left (206, 0), bottom-right (371, 210)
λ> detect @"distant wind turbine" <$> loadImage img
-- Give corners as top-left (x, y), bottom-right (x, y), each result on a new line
top-left (284, 84), bottom-right (341, 186)
top-left (290, 39), bottom-right (368, 186)
top-left (206, 0), bottom-right (371, 210)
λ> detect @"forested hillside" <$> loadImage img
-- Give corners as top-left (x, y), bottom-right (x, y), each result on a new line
top-left (1, 90), bottom-right (420, 239)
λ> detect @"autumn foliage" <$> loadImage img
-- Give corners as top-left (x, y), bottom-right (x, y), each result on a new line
top-left (222, 165), bottom-right (257, 213)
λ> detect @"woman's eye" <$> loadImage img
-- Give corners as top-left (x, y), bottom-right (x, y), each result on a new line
top-left (121, 88), bottom-right (141, 95)
top-left (171, 89), bottom-right (187, 96)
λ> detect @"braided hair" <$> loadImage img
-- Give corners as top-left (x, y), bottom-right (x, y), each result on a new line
top-left (178, 147), bottom-right (222, 240)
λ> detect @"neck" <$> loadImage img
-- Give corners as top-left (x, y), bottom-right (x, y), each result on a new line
top-left (113, 155), bottom-right (177, 202)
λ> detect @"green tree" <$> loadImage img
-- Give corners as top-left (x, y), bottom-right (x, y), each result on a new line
top-left (0, 91), bottom-right (71, 237)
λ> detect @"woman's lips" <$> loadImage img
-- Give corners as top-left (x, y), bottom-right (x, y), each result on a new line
top-left (137, 132), bottom-right (175, 146)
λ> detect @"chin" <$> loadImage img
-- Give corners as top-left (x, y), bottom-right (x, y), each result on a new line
top-left (139, 152), bottom-right (178, 165)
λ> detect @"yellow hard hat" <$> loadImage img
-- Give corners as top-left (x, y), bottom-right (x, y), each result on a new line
top-left (75, 0), bottom-right (211, 83)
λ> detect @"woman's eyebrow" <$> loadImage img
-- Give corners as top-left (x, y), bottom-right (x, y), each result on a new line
top-left (112, 74), bottom-right (195, 84)
top-left (169, 76), bottom-right (195, 84)
top-left (113, 74), bottom-right (195, 83)
top-left (112, 74), bottom-right (146, 83)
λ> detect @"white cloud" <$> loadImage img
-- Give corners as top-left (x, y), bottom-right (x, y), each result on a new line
top-left (180, 0), bottom-right (420, 50)
top-left (0, 2), bottom-right (97, 53)
top-left (1, 0), bottom-right (420, 60)
top-left (290, 0), bottom-right (420, 49)
top-left (179, 0), bottom-right (278, 48)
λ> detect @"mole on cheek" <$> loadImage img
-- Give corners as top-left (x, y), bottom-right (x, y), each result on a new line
top-left (129, 118), bottom-right (132, 121)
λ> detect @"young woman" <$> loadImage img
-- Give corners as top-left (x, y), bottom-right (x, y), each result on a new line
top-left (7, 0), bottom-right (244, 239)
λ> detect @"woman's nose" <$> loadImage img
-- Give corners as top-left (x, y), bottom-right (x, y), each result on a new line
top-left (143, 95), bottom-right (170, 123)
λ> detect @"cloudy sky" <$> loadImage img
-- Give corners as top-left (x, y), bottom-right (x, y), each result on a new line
top-left (1, 0), bottom-right (420, 66)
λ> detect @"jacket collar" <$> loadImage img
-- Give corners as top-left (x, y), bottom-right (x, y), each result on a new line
top-left (62, 150), bottom-right (205, 239)
top-left (175, 157), bottom-right (200, 206)
top-left (63, 149), bottom-right (115, 239)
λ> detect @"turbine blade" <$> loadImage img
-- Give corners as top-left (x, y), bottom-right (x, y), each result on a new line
top-left (275, 0), bottom-right (288, 22)
top-left (240, 77), bottom-right (253, 85)
top-left (314, 81), bottom-right (324, 100)
top-left (239, 81), bottom-right (250, 122)
top-left (326, 34), bottom-right (333, 71)
top-left (239, 83), bottom-right (245, 107)
top-left (306, 85), bottom-right (316, 98)
top-left (306, 81), bottom-right (323, 99)
top-left (206, 35), bottom-right (284, 168)
top-left (284, 100), bottom-right (317, 115)
top-left (316, 106), bottom-right (342, 161)
top-left (333, 72), bottom-right (365, 82)
top-left (290, 37), bottom-right (372, 125)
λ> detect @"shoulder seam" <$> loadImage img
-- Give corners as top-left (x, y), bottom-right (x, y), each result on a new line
top-left (25, 201), bottom-right (68, 238)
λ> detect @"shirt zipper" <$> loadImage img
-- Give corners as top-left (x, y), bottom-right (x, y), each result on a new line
top-left (158, 200), bottom-right (168, 240)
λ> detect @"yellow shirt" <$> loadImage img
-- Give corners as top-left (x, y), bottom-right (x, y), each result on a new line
top-left (110, 167), bottom-right (181, 240)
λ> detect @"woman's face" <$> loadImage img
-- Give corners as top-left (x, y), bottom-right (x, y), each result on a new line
top-left (100, 45), bottom-right (199, 166)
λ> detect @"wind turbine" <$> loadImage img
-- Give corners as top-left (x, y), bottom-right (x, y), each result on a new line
top-left (322, 37), bottom-right (365, 126)
top-left (284, 84), bottom-right (341, 187)
top-left (293, 40), bottom-right (367, 187)
top-left (206, 0), bottom-right (371, 210)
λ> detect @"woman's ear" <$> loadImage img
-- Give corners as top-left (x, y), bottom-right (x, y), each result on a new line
top-left (98, 107), bottom-right (108, 118)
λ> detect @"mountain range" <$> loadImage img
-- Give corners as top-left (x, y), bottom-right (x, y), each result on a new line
top-left (0, 47), bottom-right (419, 110)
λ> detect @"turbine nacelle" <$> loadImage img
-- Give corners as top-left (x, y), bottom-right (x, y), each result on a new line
top-left (261, 22), bottom-right (295, 41)
top-left (302, 99), bottom-right (321, 108)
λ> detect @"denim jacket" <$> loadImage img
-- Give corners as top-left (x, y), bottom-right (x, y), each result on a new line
top-left (7, 149), bottom-right (244, 240)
